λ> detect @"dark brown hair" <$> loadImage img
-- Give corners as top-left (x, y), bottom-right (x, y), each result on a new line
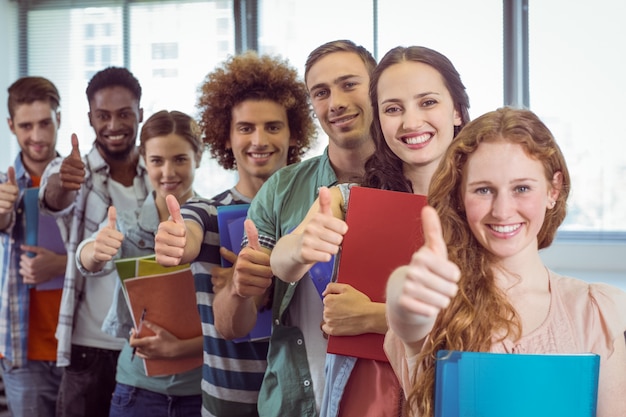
top-left (8, 76), bottom-right (60, 119)
top-left (139, 110), bottom-right (203, 163)
top-left (363, 46), bottom-right (470, 192)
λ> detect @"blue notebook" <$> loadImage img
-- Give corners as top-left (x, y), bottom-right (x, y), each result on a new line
top-left (216, 204), bottom-right (271, 343)
top-left (308, 255), bottom-right (335, 299)
top-left (23, 187), bottom-right (66, 291)
top-left (434, 350), bottom-right (600, 417)
top-left (216, 204), bottom-right (250, 267)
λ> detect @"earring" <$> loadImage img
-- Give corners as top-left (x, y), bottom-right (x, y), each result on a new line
top-left (549, 201), bottom-right (556, 208)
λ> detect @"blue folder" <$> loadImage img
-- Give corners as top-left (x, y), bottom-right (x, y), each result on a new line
top-left (216, 204), bottom-right (271, 343)
top-left (216, 204), bottom-right (250, 267)
top-left (308, 255), bottom-right (335, 299)
top-left (434, 350), bottom-right (600, 417)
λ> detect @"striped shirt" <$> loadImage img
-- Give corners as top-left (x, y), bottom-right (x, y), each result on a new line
top-left (182, 188), bottom-right (268, 417)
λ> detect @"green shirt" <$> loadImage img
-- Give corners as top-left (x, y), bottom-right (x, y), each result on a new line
top-left (247, 147), bottom-right (337, 416)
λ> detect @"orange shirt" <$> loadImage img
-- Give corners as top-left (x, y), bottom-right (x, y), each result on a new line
top-left (27, 288), bottom-right (63, 360)
top-left (26, 175), bottom-right (64, 361)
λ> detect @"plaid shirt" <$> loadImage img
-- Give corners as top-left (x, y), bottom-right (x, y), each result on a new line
top-left (0, 153), bottom-right (46, 367)
top-left (39, 145), bottom-right (151, 366)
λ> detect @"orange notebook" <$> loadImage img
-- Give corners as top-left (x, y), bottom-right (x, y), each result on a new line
top-left (327, 186), bottom-right (427, 362)
top-left (123, 266), bottom-right (202, 376)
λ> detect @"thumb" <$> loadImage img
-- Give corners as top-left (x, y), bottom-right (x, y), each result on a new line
top-left (7, 166), bottom-right (16, 186)
top-left (244, 219), bottom-right (261, 251)
top-left (421, 205), bottom-right (448, 258)
top-left (318, 186), bottom-right (332, 216)
top-left (70, 134), bottom-right (81, 159)
top-left (106, 206), bottom-right (117, 229)
top-left (141, 320), bottom-right (162, 334)
top-left (219, 247), bottom-right (238, 263)
top-left (20, 244), bottom-right (42, 255)
top-left (166, 194), bottom-right (184, 224)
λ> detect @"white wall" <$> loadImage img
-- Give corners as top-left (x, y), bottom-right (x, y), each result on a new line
top-left (541, 242), bottom-right (626, 292)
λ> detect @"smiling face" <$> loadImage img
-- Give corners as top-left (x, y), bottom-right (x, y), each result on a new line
top-left (9, 100), bottom-right (59, 172)
top-left (306, 51), bottom-right (373, 150)
top-left (462, 141), bottom-right (561, 262)
top-left (144, 133), bottom-right (198, 206)
top-left (378, 61), bottom-right (461, 175)
top-left (88, 86), bottom-right (143, 161)
top-left (228, 99), bottom-right (294, 196)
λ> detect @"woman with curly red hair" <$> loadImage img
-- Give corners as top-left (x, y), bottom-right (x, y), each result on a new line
top-left (385, 107), bottom-right (626, 417)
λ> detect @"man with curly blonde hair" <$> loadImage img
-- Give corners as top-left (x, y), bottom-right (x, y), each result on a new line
top-left (155, 51), bottom-right (316, 416)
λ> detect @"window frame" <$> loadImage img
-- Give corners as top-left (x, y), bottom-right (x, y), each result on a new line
top-left (6, 0), bottom-right (625, 282)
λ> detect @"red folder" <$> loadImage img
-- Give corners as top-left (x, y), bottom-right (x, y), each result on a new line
top-left (327, 186), bottom-right (427, 362)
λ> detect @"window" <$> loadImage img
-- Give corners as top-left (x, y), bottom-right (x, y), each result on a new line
top-left (217, 17), bottom-right (230, 36)
top-left (85, 45), bottom-right (96, 66)
top-left (530, 0), bottom-right (626, 233)
top-left (258, 0), bottom-right (503, 179)
top-left (2, 0), bottom-right (625, 237)
top-left (151, 43), bottom-right (178, 60)
top-left (101, 45), bottom-right (114, 64)
top-left (152, 68), bottom-right (178, 78)
top-left (13, 1), bottom-right (236, 200)
top-left (84, 23), bottom-right (95, 39)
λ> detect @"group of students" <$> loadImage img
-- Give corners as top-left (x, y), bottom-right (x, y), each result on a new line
top-left (0, 37), bottom-right (625, 417)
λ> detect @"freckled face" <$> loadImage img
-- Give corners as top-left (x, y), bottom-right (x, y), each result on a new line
top-left (463, 141), bottom-right (559, 261)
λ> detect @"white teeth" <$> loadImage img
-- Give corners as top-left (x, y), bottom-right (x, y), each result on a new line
top-left (331, 115), bottom-right (356, 124)
top-left (491, 224), bottom-right (521, 233)
top-left (161, 183), bottom-right (178, 190)
top-left (403, 133), bottom-right (431, 145)
top-left (250, 153), bottom-right (270, 158)
top-left (108, 135), bottom-right (124, 141)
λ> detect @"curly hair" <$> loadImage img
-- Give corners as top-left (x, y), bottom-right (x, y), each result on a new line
top-left (139, 110), bottom-right (203, 164)
top-left (8, 76), bottom-right (61, 119)
top-left (197, 51), bottom-right (316, 170)
top-left (407, 107), bottom-right (570, 417)
top-left (362, 46), bottom-right (471, 192)
top-left (86, 66), bottom-right (142, 103)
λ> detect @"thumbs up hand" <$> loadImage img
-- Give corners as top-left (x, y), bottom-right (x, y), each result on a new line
top-left (231, 219), bottom-right (273, 299)
top-left (210, 247), bottom-right (237, 293)
top-left (386, 206), bottom-right (461, 339)
top-left (91, 206), bottom-right (124, 263)
top-left (0, 166), bottom-right (19, 215)
top-left (154, 194), bottom-right (187, 266)
top-left (293, 186), bottom-right (348, 265)
top-left (59, 134), bottom-right (86, 191)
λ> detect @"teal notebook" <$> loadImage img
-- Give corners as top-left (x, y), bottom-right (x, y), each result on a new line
top-left (435, 350), bottom-right (600, 417)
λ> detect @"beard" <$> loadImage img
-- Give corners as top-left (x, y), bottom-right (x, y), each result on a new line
top-left (96, 139), bottom-right (136, 161)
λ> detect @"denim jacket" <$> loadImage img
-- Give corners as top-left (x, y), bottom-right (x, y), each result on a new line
top-left (75, 192), bottom-right (159, 338)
